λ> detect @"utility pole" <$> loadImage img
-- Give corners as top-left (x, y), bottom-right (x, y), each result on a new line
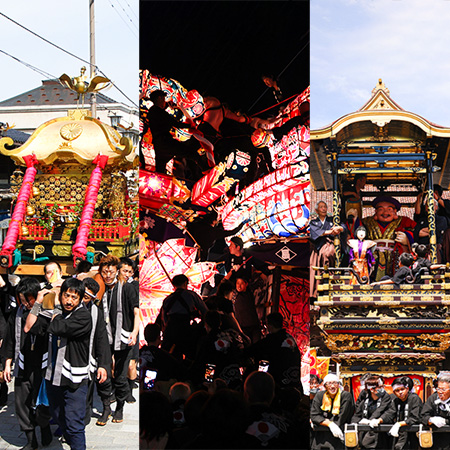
top-left (89, 0), bottom-right (97, 118)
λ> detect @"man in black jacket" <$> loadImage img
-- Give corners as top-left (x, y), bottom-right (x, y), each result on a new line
top-left (244, 312), bottom-right (300, 388)
top-left (388, 376), bottom-right (422, 450)
top-left (351, 375), bottom-right (395, 449)
top-left (98, 254), bottom-right (139, 424)
top-left (161, 274), bottom-right (208, 360)
top-left (3, 277), bottom-right (52, 450)
top-left (81, 278), bottom-right (113, 427)
top-left (421, 372), bottom-right (450, 450)
top-left (26, 278), bottom-right (92, 450)
top-left (311, 373), bottom-right (354, 450)
top-left (143, 89), bottom-right (202, 177)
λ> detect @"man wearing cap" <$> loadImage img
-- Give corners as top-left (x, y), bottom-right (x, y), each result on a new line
top-left (363, 196), bottom-right (416, 281)
top-left (311, 373), bottom-right (354, 450)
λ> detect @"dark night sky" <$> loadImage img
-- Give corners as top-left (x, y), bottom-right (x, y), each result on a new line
top-left (140, 1), bottom-right (309, 115)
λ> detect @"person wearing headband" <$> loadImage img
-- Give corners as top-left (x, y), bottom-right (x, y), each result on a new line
top-left (311, 373), bottom-right (354, 450)
top-left (351, 375), bottom-right (395, 449)
top-left (388, 376), bottom-right (422, 450)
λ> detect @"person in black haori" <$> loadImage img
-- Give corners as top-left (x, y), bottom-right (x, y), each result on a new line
top-left (421, 372), bottom-right (450, 450)
top-left (351, 375), bottom-right (395, 449)
top-left (310, 201), bottom-right (345, 300)
top-left (311, 373), bottom-right (354, 450)
top-left (388, 376), bottom-right (422, 450)
top-left (3, 278), bottom-right (52, 450)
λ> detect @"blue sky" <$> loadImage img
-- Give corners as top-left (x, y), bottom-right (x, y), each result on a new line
top-left (311, 0), bottom-right (450, 129)
top-left (0, 1), bottom-right (138, 119)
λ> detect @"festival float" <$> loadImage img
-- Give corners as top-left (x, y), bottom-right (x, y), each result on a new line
top-left (139, 72), bottom-right (310, 386)
top-left (311, 79), bottom-right (450, 400)
top-left (0, 69), bottom-right (138, 276)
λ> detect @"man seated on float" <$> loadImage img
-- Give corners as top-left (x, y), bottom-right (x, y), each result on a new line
top-left (363, 196), bottom-right (415, 282)
top-left (371, 252), bottom-right (414, 288)
top-left (310, 201), bottom-right (346, 299)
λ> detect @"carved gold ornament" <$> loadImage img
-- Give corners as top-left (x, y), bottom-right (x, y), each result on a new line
top-left (34, 245), bottom-right (45, 255)
top-left (60, 123), bottom-right (83, 141)
top-left (52, 245), bottom-right (72, 257)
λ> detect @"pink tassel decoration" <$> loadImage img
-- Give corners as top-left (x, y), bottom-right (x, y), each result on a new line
top-left (72, 154), bottom-right (109, 264)
top-left (0, 154), bottom-right (38, 266)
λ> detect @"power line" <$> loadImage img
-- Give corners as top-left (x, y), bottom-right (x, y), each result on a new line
top-left (0, 11), bottom-right (93, 69)
top-left (277, 39), bottom-right (309, 80)
top-left (123, 0), bottom-right (138, 21)
top-left (247, 30), bottom-right (310, 113)
top-left (0, 49), bottom-right (57, 80)
top-left (115, 0), bottom-right (138, 32)
top-left (108, 0), bottom-right (138, 38)
top-left (0, 48), bottom-right (137, 127)
top-left (0, 11), bottom-right (138, 108)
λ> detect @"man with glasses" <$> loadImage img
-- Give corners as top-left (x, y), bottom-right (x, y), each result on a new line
top-left (422, 372), bottom-right (450, 449)
top-left (98, 255), bottom-right (139, 424)
top-left (81, 278), bottom-right (112, 427)
top-left (363, 196), bottom-right (416, 281)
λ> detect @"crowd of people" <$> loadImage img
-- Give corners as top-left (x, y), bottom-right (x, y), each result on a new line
top-left (0, 256), bottom-right (139, 450)
top-left (310, 372), bottom-right (450, 450)
top-left (310, 180), bottom-right (450, 299)
top-left (139, 268), bottom-right (307, 449)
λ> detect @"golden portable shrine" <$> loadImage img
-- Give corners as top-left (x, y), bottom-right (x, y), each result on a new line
top-left (311, 79), bottom-right (450, 400)
top-left (0, 107), bottom-right (138, 275)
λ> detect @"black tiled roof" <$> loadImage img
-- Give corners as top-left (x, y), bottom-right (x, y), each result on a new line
top-left (0, 79), bottom-right (119, 107)
top-left (5, 129), bottom-right (31, 144)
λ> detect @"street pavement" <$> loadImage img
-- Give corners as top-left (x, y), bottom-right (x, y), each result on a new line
top-left (0, 380), bottom-right (139, 450)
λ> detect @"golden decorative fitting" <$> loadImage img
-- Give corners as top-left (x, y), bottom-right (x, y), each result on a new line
top-left (26, 205), bottom-right (35, 216)
top-left (21, 224), bottom-right (29, 236)
top-left (59, 67), bottom-right (111, 104)
top-left (32, 186), bottom-right (40, 197)
top-left (60, 123), bottom-right (83, 141)
top-left (34, 245), bottom-right (45, 255)
top-left (52, 245), bottom-right (72, 257)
